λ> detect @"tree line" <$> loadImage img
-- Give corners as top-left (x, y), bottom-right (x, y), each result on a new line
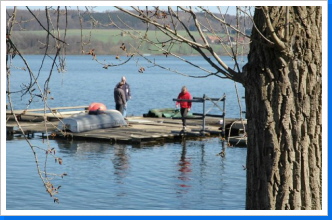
top-left (7, 8), bottom-right (251, 31)
top-left (7, 8), bottom-right (251, 55)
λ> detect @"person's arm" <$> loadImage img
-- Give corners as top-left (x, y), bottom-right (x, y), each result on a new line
top-left (188, 93), bottom-right (192, 110)
top-left (127, 84), bottom-right (131, 99)
top-left (121, 90), bottom-right (126, 105)
top-left (176, 93), bottom-right (181, 108)
top-left (114, 89), bottom-right (117, 103)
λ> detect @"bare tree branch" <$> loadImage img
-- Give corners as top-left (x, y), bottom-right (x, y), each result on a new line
top-left (113, 6), bottom-right (245, 83)
top-left (26, 6), bottom-right (68, 45)
top-left (6, 7), bottom-right (70, 203)
top-left (262, 6), bottom-right (286, 50)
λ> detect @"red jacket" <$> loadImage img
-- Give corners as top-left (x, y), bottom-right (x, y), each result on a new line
top-left (176, 91), bottom-right (192, 109)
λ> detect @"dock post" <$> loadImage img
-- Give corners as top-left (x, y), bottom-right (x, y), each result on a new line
top-left (202, 94), bottom-right (206, 132)
top-left (222, 93), bottom-right (226, 138)
top-left (6, 126), bottom-right (14, 140)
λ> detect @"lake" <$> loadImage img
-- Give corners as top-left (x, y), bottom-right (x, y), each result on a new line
top-left (5, 55), bottom-right (247, 212)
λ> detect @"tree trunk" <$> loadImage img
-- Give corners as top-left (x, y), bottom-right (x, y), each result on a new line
top-left (244, 6), bottom-right (322, 210)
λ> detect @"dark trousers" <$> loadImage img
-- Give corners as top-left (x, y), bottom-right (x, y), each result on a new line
top-left (180, 108), bottom-right (188, 126)
top-left (116, 104), bottom-right (124, 115)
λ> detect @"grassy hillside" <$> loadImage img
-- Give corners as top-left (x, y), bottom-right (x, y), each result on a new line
top-left (10, 29), bottom-right (249, 56)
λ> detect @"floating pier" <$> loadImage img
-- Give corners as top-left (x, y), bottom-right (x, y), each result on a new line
top-left (6, 107), bottom-right (246, 146)
top-left (6, 94), bottom-right (247, 146)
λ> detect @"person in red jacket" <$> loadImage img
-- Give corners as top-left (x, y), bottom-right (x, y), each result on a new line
top-left (176, 86), bottom-right (192, 130)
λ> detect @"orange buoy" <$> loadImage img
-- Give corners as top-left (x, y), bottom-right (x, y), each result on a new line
top-left (88, 102), bottom-right (107, 112)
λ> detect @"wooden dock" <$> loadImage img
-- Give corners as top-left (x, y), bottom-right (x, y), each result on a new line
top-left (6, 106), bottom-right (247, 146)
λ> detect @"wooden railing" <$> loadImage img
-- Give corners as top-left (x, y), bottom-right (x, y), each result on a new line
top-left (173, 94), bottom-right (226, 134)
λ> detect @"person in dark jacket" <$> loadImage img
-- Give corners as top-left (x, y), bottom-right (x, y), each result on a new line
top-left (116, 76), bottom-right (131, 117)
top-left (176, 86), bottom-right (192, 130)
top-left (114, 82), bottom-right (126, 115)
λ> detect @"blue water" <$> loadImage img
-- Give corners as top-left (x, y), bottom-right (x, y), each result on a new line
top-left (6, 55), bottom-right (247, 210)
top-left (7, 55), bottom-right (246, 117)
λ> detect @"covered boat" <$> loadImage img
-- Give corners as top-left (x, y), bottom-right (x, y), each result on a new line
top-left (57, 109), bottom-right (127, 133)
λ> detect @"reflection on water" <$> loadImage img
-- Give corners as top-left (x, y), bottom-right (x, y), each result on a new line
top-left (112, 145), bottom-right (130, 182)
top-left (177, 140), bottom-right (192, 190)
top-left (7, 135), bottom-right (246, 210)
top-left (56, 139), bottom-right (110, 154)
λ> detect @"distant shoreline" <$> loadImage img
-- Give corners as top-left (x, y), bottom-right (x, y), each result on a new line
top-left (10, 28), bottom-right (250, 56)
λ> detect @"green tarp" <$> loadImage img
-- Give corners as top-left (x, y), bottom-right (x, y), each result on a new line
top-left (143, 108), bottom-right (194, 118)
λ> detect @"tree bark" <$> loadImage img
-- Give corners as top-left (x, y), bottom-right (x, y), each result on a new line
top-left (244, 6), bottom-right (322, 210)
